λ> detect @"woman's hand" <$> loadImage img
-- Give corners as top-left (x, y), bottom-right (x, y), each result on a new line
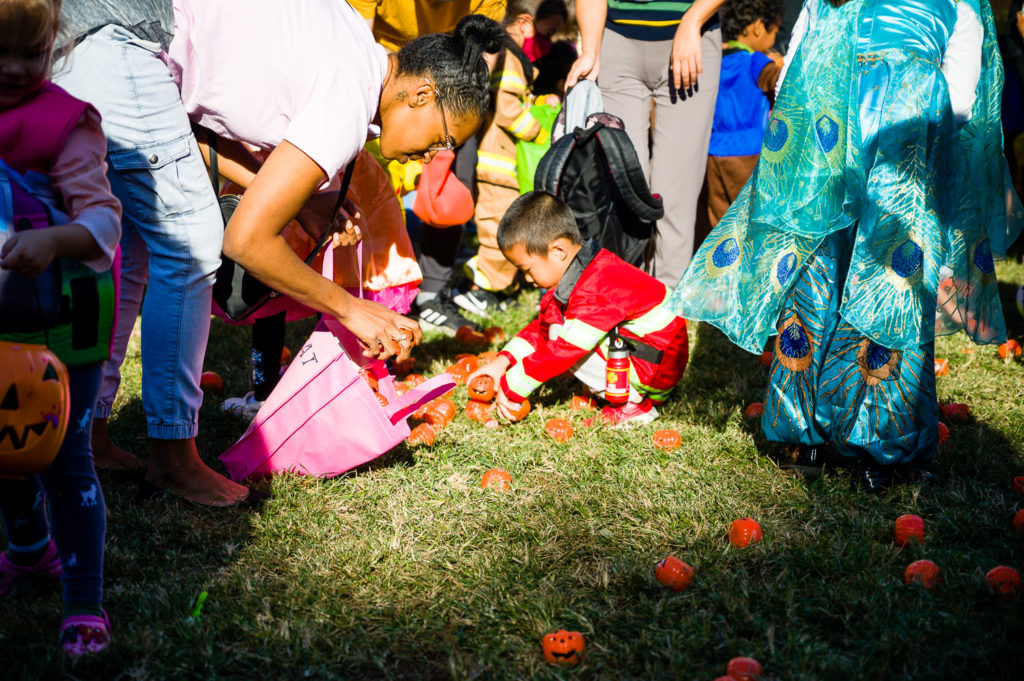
top-left (337, 296), bottom-right (422, 361)
top-left (670, 14), bottom-right (704, 91)
top-left (565, 52), bottom-right (600, 88)
top-left (295, 193), bottom-right (363, 247)
top-left (330, 198), bottom-right (363, 248)
top-left (0, 230), bottom-right (57, 277)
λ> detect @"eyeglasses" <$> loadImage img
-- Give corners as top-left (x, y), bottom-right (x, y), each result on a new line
top-left (423, 75), bottom-right (454, 155)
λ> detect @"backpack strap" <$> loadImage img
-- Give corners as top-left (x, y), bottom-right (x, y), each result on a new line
top-left (593, 127), bottom-right (664, 223)
top-left (534, 123), bottom-right (603, 196)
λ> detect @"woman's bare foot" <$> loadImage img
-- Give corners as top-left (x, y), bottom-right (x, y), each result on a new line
top-left (146, 438), bottom-right (250, 507)
top-left (91, 418), bottom-right (144, 470)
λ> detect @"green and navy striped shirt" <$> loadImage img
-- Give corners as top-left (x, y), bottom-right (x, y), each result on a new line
top-left (606, 0), bottom-right (695, 41)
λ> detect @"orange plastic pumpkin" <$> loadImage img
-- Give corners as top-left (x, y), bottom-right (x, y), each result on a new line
top-left (445, 364), bottom-right (469, 385)
top-left (940, 402), bottom-right (970, 423)
top-left (465, 399), bottom-right (494, 423)
top-left (1012, 508), bottom-right (1024, 534)
top-left (408, 423), bottom-right (437, 446)
top-left (727, 657), bottom-right (763, 681)
top-left (542, 630), bottom-right (584, 665)
top-left (456, 325), bottom-right (488, 348)
top-left (393, 357), bottom-right (417, 376)
top-left (729, 518), bottom-right (763, 547)
top-left (743, 402), bottom-right (764, 420)
top-left (570, 395), bottom-right (597, 412)
top-left (467, 375), bottom-right (495, 402)
top-left (404, 373), bottom-right (426, 388)
top-left (0, 342), bottom-right (70, 478)
top-left (937, 421), bottom-right (950, 446)
top-left (480, 468), bottom-right (512, 491)
top-left (654, 555), bottom-right (694, 592)
top-left (506, 398), bottom-right (531, 422)
top-left (477, 350), bottom-right (500, 365)
top-left (455, 354), bottom-right (480, 372)
top-left (759, 351), bottom-right (772, 368)
top-left (933, 358), bottom-right (948, 377)
top-left (394, 381), bottom-right (410, 396)
top-left (904, 559), bottom-right (942, 589)
top-left (998, 339), bottom-right (1022, 359)
top-left (652, 429), bottom-right (682, 452)
top-left (199, 370), bottom-right (222, 394)
top-left (484, 326), bottom-right (506, 344)
top-left (894, 514), bottom-right (925, 547)
top-left (986, 566), bottom-right (1021, 601)
top-left (545, 418), bottom-right (574, 442)
top-left (359, 368), bottom-right (379, 392)
top-left (280, 346), bottom-right (292, 364)
top-left (424, 398), bottom-right (457, 427)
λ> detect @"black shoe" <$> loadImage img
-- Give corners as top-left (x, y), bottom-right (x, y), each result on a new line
top-left (452, 287), bottom-right (512, 316)
top-left (784, 445), bottom-right (827, 479)
top-left (854, 463), bottom-right (893, 495)
top-left (412, 293), bottom-right (476, 336)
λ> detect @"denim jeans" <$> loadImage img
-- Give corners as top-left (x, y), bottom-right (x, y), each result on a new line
top-left (54, 25), bottom-right (223, 439)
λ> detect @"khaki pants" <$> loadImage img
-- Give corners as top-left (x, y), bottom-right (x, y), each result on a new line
top-left (472, 181), bottom-right (520, 291)
top-left (599, 26), bottom-right (722, 287)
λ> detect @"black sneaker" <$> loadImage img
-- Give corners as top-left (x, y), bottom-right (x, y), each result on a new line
top-left (452, 287), bottom-right (512, 316)
top-left (854, 462), bottom-right (893, 495)
top-left (783, 445), bottom-right (827, 479)
top-left (412, 293), bottom-right (477, 336)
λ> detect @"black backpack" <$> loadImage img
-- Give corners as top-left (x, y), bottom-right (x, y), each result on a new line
top-left (534, 116), bottom-right (663, 270)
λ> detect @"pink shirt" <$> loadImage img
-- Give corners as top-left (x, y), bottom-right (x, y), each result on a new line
top-left (167, 0), bottom-right (389, 184)
top-left (49, 108), bottom-right (122, 272)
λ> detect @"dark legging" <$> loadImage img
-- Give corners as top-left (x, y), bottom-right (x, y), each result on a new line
top-left (0, 364), bottom-right (106, 607)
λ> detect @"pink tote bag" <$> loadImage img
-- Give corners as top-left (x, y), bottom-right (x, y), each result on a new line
top-left (219, 245), bottom-right (454, 480)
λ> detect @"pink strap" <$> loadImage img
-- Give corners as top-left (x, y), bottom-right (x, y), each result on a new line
top-left (385, 374), bottom-right (456, 424)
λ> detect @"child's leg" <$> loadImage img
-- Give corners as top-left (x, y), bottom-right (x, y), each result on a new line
top-left (40, 364), bottom-right (107, 618)
top-left (251, 312), bottom-right (286, 401)
top-left (469, 183), bottom-right (519, 292)
top-left (0, 476), bottom-right (55, 573)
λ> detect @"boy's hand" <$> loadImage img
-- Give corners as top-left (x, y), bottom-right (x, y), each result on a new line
top-left (495, 390), bottom-right (527, 422)
top-left (467, 356), bottom-right (511, 387)
top-left (0, 230), bottom-right (57, 277)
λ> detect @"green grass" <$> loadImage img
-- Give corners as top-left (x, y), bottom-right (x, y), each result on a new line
top-left (3, 263), bottom-right (1024, 680)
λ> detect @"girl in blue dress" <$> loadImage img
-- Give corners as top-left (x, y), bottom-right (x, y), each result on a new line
top-left (670, 0), bottom-right (1023, 491)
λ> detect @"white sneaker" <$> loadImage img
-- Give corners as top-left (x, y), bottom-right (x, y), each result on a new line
top-left (220, 391), bottom-right (264, 419)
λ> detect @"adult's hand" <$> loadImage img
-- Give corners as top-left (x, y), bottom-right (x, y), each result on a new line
top-left (339, 296), bottom-right (422, 361)
top-left (565, 53), bottom-right (600, 88)
top-left (670, 14), bottom-right (703, 91)
top-left (565, 0), bottom-right (607, 88)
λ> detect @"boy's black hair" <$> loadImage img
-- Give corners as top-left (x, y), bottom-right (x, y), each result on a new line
top-left (721, 0), bottom-right (786, 42)
top-left (396, 15), bottom-right (517, 121)
top-left (497, 191), bottom-right (582, 256)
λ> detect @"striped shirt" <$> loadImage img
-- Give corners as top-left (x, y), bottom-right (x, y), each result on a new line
top-left (606, 0), bottom-right (694, 41)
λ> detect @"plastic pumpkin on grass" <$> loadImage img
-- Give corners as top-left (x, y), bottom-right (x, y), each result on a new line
top-left (408, 423), bottom-right (437, 446)
top-left (542, 630), bottom-right (584, 665)
top-left (998, 339), bottom-right (1022, 359)
top-left (465, 399), bottom-right (494, 423)
top-left (933, 358), bottom-right (948, 377)
top-left (483, 326), bottom-right (505, 344)
top-left (940, 403), bottom-right (970, 423)
top-left (894, 515), bottom-right (925, 547)
top-left (506, 398), bottom-right (531, 422)
top-left (200, 371), bottom-right (223, 394)
top-left (986, 566), bottom-right (1020, 601)
top-left (904, 560), bottom-right (941, 589)
top-left (570, 395), bottom-right (597, 412)
top-left (467, 375), bottom-right (496, 402)
top-left (652, 429), bottom-right (682, 452)
top-left (743, 403), bottom-right (763, 420)
top-left (728, 518), bottom-right (763, 547)
top-left (0, 342), bottom-right (70, 479)
top-left (654, 556), bottom-right (694, 592)
top-left (480, 468), bottom-right (512, 491)
top-left (726, 657), bottom-right (763, 681)
top-left (545, 418), bottom-right (574, 442)
top-left (455, 325), bottom-right (488, 348)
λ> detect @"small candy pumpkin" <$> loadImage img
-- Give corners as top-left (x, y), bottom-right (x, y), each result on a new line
top-left (445, 364), bottom-right (469, 386)
top-left (0, 342), bottom-right (71, 479)
top-left (465, 399), bottom-right (494, 423)
top-left (726, 656), bottom-right (763, 681)
top-left (998, 339), bottom-right (1022, 359)
top-left (940, 402), bottom-right (970, 423)
top-left (743, 402), bottom-right (764, 420)
top-left (477, 350), bottom-right (500, 365)
top-left (541, 630), bottom-right (584, 665)
top-left (200, 371), bottom-right (223, 395)
top-left (654, 555), bottom-right (694, 592)
top-left (937, 421), bottom-right (950, 446)
top-left (358, 368), bottom-right (379, 393)
top-left (480, 468), bottom-right (512, 491)
top-left (545, 418), bottom-right (574, 443)
top-left (404, 373), bottom-right (427, 388)
top-left (652, 429), bottom-right (681, 452)
top-left (408, 423), bottom-right (437, 446)
top-left (394, 381), bottom-right (410, 396)
top-left (506, 398), bottom-right (531, 422)
top-left (986, 565), bottom-right (1021, 601)
top-left (467, 375), bottom-right (496, 402)
top-left (933, 358), bottom-right (949, 377)
top-left (904, 559), bottom-right (941, 589)
top-left (393, 357), bottom-right (417, 376)
top-left (894, 514), bottom-right (925, 547)
top-left (569, 395), bottom-right (597, 412)
top-left (455, 354), bottom-right (480, 373)
top-left (483, 326), bottom-right (506, 344)
top-left (728, 518), bottom-right (763, 547)
top-left (759, 350), bottom-right (772, 368)
top-left (1012, 508), bottom-right (1024, 534)
top-left (427, 398), bottom-right (458, 426)
top-left (455, 325), bottom-right (488, 348)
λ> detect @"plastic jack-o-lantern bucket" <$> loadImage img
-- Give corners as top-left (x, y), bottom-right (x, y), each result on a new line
top-left (0, 342), bottom-right (71, 478)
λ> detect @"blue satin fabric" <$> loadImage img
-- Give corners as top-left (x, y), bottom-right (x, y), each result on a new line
top-left (669, 0), bottom-right (1020, 464)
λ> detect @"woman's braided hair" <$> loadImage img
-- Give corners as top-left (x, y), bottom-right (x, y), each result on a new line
top-left (396, 14), bottom-right (519, 121)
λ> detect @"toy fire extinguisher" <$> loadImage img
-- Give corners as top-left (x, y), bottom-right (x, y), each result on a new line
top-left (606, 330), bottom-right (630, 407)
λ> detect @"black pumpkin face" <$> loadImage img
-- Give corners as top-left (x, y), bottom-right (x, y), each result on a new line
top-left (542, 630), bottom-right (584, 665)
top-left (0, 342), bottom-right (70, 478)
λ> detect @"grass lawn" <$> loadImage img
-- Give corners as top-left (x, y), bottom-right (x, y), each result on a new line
top-left (2, 262), bottom-right (1024, 681)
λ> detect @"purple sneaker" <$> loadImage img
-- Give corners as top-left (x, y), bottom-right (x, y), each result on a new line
top-left (0, 540), bottom-right (61, 596)
top-left (59, 610), bottom-right (111, 656)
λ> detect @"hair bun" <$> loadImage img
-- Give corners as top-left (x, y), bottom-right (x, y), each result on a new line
top-left (454, 14), bottom-right (505, 55)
